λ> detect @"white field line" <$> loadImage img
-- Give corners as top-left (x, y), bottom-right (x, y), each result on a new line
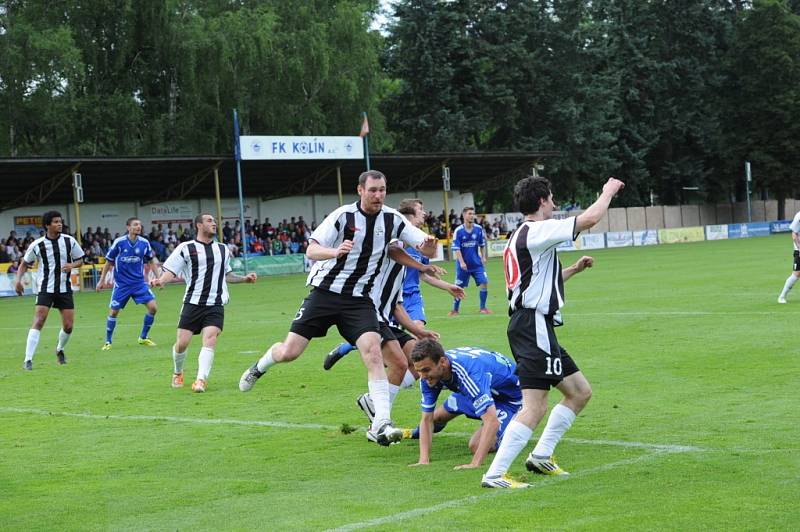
top-left (323, 451), bottom-right (673, 532)
top-left (0, 406), bottom-right (705, 453)
top-left (0, 309), bottom-right (794, 332)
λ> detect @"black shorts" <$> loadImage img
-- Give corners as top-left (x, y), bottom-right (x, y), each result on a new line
top-left (507, 308), bottom-right (580, 390)
top-left (388, 326), bottom-right (415, 348)
top-left (289, 288), bottom-right (380, 345)
top-left (35, 292), bottom-right (74, 310)
top-left (793, 250), bottom-right (800, 272)
top-left (178, 303), bottom-right (225, 335)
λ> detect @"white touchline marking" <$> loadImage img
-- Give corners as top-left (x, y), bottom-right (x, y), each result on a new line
top-left (238, 350), bottom-right (260, 354)
top-left (323, 451), bottom-right (674, 532)
top-left (0, 406), bottom-right (708, 453)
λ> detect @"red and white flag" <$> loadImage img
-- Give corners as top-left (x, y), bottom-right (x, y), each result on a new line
top-left (359, 115), bottom-right (370, 137)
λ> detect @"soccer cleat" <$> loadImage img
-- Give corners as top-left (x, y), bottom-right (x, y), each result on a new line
top-left (239, 364), bottom-right (264, 392)
top-left (481, 474), bottom-right (530, 489)
top-left (367, 420), bottom-right (403, 447)
top-left (23, 360), bottom-right (32, 371)
top-left (479, 308), bottom-right (493, 315)
top-left (525, 454), bottom-right (569, 476)
top-left (56, 350), bottom-right (67, 365)
top-left (401, 428), bottom-right (414, 440)
top-left (191, 379), bottom-right (207, 393)
top-left (101, 342), bottom-right (112, 351)
top-left (778, 296), bottom-right (788, 304)
top-left (356, 393), bottom-right (376, 423)
top-left (171, 372), bottom-right (184, 388)
top-left (323, 342), bottom-right (352, 370)
top-left (138, 337), bottom-right (157, 347)
top-left (448, 310), bottom-right (460, 317)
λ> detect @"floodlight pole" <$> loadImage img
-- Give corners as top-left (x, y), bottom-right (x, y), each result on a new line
top-left (213, 165), bottom-right (223, 242)
top-left (442, 164), bottom-right (451, 260)
top-left (745, 161), bottom-right (752, 223)
top-left (233, 108), bottom-right (248, 274)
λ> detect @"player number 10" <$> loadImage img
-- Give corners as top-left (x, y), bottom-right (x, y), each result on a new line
top-left (544, 356), bottom-right (562, 376)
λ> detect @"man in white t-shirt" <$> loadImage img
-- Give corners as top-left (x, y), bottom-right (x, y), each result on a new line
top-left (777, 211), bottom-right (800, 303)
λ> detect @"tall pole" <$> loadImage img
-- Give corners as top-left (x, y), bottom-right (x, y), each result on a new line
top-left (442, 164), bottom-right (451, 260)
top-left (213, 165), bottom-right (223, 241)
top-left (233, 109), bottom-right (248, 273)
top-left (361, 111), bottom-right (370, 171)
top-left (72, 167), bottom-right (83, 245)
top-left (745, 161), bottom-right (752, 223)
top-left (337, 165), bottom-right (343, 206)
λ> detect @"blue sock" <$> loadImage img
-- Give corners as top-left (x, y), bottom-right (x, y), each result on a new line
top-left (479, 288), bottom-right (488, 309)
top-left (105, 317), bottom-right (117, 343)
top-left (453, 298), bottom-right (461, 312)
top-left (411, 423), bottom-right (447, 439)
top-left (141, 313), bottom-right (155, 339)
top-left (339, 343), bottom-right (355, 356)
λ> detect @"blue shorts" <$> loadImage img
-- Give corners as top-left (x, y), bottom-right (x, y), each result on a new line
top-left (443, 393), bottom-right (520, 447)
top-left (402, 291), bottom-right (426, 323)
top-left (110, 283), bottom-right (155, 310)
top-left (455, 267), bottom-right (488, 288)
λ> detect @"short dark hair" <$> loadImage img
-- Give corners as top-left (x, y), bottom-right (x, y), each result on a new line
top-left (42, 210), bottom-right (62, 228)
top-left (462, 206), bottom-right (474, 214)
top-left (358, 170), bottom-right (387, 187)
top-left (398, 198), bottom-right (423, 216)
top-left (410, 338), bottom-right (446, 364)
top-left (125, 217), bottom-right (140, 227)
top-left (194, 213), bottom-right (212, 230)
top-left (514, 176), bottom-right (552, 215)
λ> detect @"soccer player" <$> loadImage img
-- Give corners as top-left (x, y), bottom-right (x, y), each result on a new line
top-left (449, 206), bottom-right (490, 315)
top-left (406, 340), bottom-right (522, 470)
top-left (238, 170), bottom-right (438, 446)
top-left (323, 198), bottom-right (464, 370)
top-left (96, 217), bottom-right (161, 350)
top-left (480, 175), bottom-right (624, 489)
top-left (777, 209), bottom-right (800, 303)
top-left (14, 210), bottom-right (84, 369)
top-left (151, 214), bottom-right (256, 392)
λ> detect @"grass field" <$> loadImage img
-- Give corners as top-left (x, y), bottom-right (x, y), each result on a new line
top-left (1, 234), bottom-right (799, 530)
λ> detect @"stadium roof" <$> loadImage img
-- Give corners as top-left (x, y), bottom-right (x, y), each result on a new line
top-left (0, 151), bottom-right (558, 211)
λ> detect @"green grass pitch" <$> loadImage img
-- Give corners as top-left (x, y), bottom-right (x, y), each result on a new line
top-left (1, 235), bottom-right (798, 530)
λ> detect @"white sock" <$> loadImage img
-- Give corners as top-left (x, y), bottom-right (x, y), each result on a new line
top-left (531, 404), bottom-right (577, 458)
top-left (484, 420), bottom-right (533, 478)
top-left (400, 370), bottom-right (417, 389)
top-left (256, 347), bottom-right (276, 372)
top-left (368, 379), bottom-right (391, 430)
top-left (388, 383), bottom-right (400, 406)
top-left (25, 329), bottom-right (41, 362)
top-left (56, 329), bottom-right (71, 351)
top-left (780, 275), bottom-right (798, 298)
top-left (197, 347), bottom-right (215, 381)
top-left (173, 346), bottom-right (187, 374)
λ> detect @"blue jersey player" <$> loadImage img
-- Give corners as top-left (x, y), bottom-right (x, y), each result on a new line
top-left (96, 217), bottom-right (161, 350)
top-left (450, 207), bottom-right (491, 315)
top-left (406, 339), bottom-right (521, 469)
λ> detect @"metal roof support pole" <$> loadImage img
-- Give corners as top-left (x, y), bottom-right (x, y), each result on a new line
top-left (442, 163), bottom-right (451, 261)
top-left (214, 167), bottom-right (223, 242)
top-left (337, 165), bottom-right (343, 207)
top-left (0, 163), bottom-right (80, 213)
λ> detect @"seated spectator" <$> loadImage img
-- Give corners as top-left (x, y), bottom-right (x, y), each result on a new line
top-left (223, 221), bottom-right (233, 243)
top-left (0, 243), bottom-right (10, 262)
top-left (8, 259), bottom-right (20, 274)
top-left (83, 247), bottom-right (98, 265)
top-left (271, 238), bottom-right (283, 255)
top-left (91, 239), bottom-right (103, 258)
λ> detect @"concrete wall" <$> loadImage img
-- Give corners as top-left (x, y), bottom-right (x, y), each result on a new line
top-left (680, 205), bottom-right (700, 227)
top-left (608, 208), bottom-right (628, 231)
top-left (664, 206), bottom-right (682, 228)
top-left (627, 207), bottom-right (646, 230)
top-left (645, 206), bottom-right (665, 229)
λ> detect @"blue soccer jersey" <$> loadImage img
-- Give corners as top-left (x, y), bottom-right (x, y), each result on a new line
top-left (452, 224), bottom-right (486, 271)
top-left (420, 347), bottom-right (522, 416)
top-left (402, 245), bottom-right (429, 295)
top-left (106, 236), bottom-right (154, 288)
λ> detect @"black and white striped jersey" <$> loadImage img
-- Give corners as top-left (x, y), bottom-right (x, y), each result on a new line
top-left (790, 211), bottom-right (800, 250)
top-left (372, 256), bottom-right (405, 325)
top-left (503, 217), bottom-right (577, 319)
top-left (162, 240), bottom-right (232, 306)
top-left (306, 202), bottom-right (428, 298)
top-left (23, 234), bottom-right (84, 294)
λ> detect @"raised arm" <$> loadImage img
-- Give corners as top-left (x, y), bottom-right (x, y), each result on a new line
top-left (575, 178), bottom-right (625, 233)
top-left (562, 256), bottom-right (594, 282)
